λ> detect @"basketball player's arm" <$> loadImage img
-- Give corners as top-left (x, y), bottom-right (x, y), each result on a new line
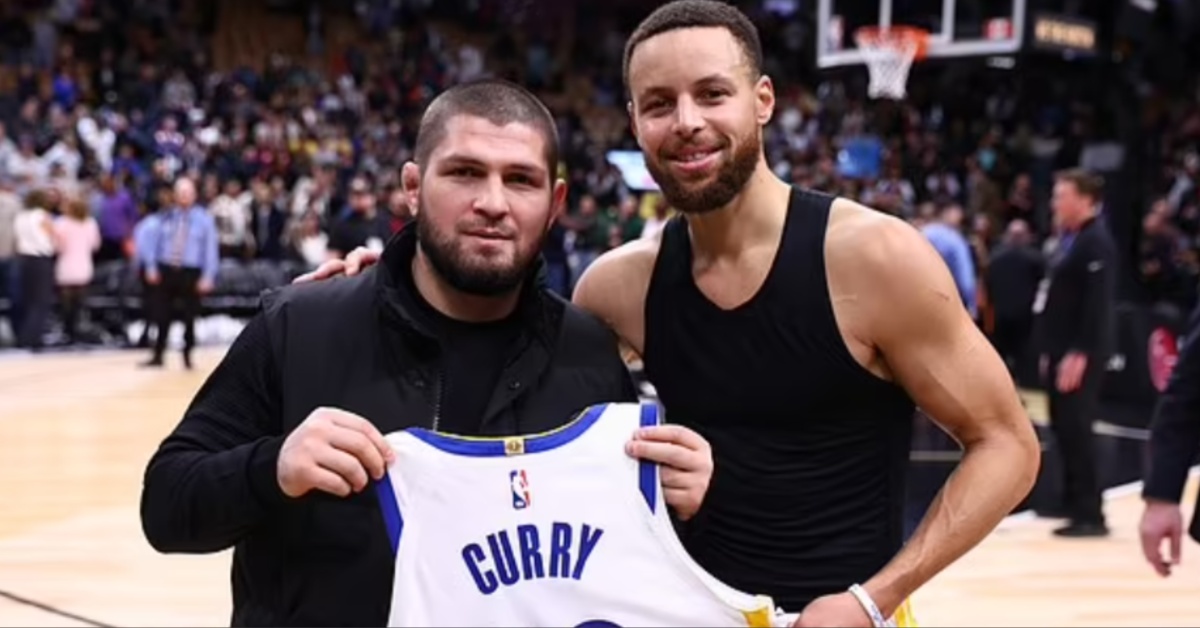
top-left (140, 309), bottom-right (288, 553)
top-left (856, 218), bottom-right (1040, 618)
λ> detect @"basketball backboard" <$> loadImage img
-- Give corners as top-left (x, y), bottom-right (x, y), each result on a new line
top-left (816, 0), bottom-right (1027, 68)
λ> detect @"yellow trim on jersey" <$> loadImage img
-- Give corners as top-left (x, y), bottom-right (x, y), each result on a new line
top-left (431, 405), bottom-right (594, 441)
top-left (893, 598), bottom-right (919, 627)
top-left (412, 402), bottom-right (613, 454)
top-left (741, 600), bottom-right (776, 627)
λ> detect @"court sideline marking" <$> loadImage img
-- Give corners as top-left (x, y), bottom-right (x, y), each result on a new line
top-left (0, 589), bottom-right (114, 628)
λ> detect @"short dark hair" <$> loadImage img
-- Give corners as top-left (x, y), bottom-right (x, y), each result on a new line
top-left (413, 78), bottom-right (559, 174)
top-left (1056, 168), bottom-right (1104, 203)
top-left (623, 0), bottom-right (764, 90)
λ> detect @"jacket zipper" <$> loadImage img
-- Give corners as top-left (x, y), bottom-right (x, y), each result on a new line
top-left (431, 370), bottom-right (444, 432)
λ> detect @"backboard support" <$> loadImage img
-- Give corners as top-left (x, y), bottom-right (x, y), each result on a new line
top-left (817, 0), bottom-right (1027, 69)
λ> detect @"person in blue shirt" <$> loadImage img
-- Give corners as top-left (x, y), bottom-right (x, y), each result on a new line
top-left (138, 176), bottom-right (219, 369)
top-left (921, 203), bottom-right (978, 319)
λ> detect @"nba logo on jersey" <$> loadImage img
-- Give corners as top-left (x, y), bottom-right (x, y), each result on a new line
top-left (509, 469), bottom-right (531, 510)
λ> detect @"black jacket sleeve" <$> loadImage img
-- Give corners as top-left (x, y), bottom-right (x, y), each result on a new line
top-left (1069, 232), bottom-right (1116, 357)
top-left (140, 310), bottom-right (291, 553)
top-left (1143, 303), bottom-right (1200, 503)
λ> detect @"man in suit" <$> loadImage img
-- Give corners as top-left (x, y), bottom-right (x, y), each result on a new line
top-left (1140, 302), bottom-right (1200, 576)
top-left (139, 176), bottom-right (219, 369)
top-left (1032, 168), bottom-right (1118, 538)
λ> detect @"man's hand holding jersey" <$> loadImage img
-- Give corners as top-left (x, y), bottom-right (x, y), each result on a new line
top-left (277, 407), bottom-right (395, 498)
top-left (627, 424), bottom-right (713, 521)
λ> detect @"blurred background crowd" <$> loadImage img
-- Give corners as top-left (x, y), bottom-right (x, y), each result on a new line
top-left (0, 0), bottom-right (1195, 397)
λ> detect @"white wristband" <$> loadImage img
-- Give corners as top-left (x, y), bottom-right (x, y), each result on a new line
top-left (848, 584), bottom-right (888, 628)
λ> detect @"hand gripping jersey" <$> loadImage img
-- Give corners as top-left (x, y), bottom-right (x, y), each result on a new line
top-left (375, 401), bottom-right (784, 627)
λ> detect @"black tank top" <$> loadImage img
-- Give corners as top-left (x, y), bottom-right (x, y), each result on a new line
top-left (643, 188), bottom-right (916, 611)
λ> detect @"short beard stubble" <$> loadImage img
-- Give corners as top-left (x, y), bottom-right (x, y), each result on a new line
top-left (415, 203), bottom-right (543, 298)
top-left (645, 128), bottom-right (761, 215)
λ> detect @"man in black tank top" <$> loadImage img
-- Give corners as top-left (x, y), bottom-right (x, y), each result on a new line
top-left (302, 4), bottom-right (1041, 626)
top-left (579, 2), bottom-right (1040, 626)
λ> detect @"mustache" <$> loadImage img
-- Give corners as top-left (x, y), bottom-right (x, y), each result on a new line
top-left (660, 137), bottom-right (727, 157)
top-left (459, 219), bottom-right (517, 238)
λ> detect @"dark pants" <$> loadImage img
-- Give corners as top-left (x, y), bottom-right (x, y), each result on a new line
top-left (0, 257), bottom-right (18, 340)
top-left (97, 238), bottom-right (126, 263)
top-left (992, 315), bottom-right (1033, 371)
top-left (151, 266), bottom-right (202, 360)
top-left (58, 285), bottom-right (87, 342)
top-left (16, 255), bottom-right (55, 348)
top-left (1047, 355), bottom-right (1107, 525)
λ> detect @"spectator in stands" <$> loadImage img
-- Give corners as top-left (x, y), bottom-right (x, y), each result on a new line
top-left (248, 177), bottom-right (289, 262)
top-left (921, 203), bottom-right (978, 319)
top-left (289, 209), bottom-right (329, 270)
top-left (614, 196), bottom-right (643, 245)
top-left (12, 188), bottom-right (55, 350)
top-left (8, 135), bottom-right (46, 189)
top-left (563, 193), bottom-right (606, 283)
top-left (1139, 200), bottom-right (1183, 306)
top-left (95, 172), bottom-right (138, 262)
top-left (986, 219), bottom-right (1045, 372)
top-left (210, 177), bottom-right (252, 259)
top-left (139, 176), bottom-right (218, 369)
top-left (327, 175), bottom-right (391, 257)
top-left (0, 179), bottom-right (18, 343)
top-left (641, 195), bottom-right (670, 240)
top-left (52, 196), bottom-right (99, 344)
top-left (383, 185), bottom-right (411, 235)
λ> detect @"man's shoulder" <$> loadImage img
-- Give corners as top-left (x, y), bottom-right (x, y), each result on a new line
top-left (594, 233), bottom-right (663, 271)
top-left (547, 292), bottom-right (614, 341)
top-left (827, 197), bottom-right (926, 269)
top-left (826, 197), bottom-right (964, 311)
top-left (259, 269), bottom-right (377, 322)
top-left (540, 291), bottom-right (624, 374)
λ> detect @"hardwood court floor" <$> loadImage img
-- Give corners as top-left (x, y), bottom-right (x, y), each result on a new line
top-left (1, 347), bottom-right (1198, 627)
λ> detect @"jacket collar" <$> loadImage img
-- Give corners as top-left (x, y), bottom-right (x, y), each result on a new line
top-left (373, 222), bottom-right (556, 348)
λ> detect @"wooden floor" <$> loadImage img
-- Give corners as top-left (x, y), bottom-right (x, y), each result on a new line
top-left (1, 348), bottom-right (1198, 627)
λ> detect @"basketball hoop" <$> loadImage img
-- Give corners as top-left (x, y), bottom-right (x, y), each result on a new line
top-left (855, 25), bottom-right (929, 100)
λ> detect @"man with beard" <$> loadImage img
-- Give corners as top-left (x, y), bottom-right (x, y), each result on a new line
top-left (139, 78), bottom-right (714, 627)
top-left (300, 3), bottom-right (1040, 626)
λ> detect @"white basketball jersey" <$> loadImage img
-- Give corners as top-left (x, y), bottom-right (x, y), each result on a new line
top-left (375, 401), bottom-right (784, 627)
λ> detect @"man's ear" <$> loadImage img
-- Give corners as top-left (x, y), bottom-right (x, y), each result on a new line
top-left (401, 161), bottom-right (421, 217)
top-left (755, 75), bottom-right (776, 126)
top-left (549, 178), bottom-right (568, 230)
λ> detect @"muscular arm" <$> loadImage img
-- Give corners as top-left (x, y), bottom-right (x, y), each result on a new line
top-left (840, 212), bottom-right (1040, 616)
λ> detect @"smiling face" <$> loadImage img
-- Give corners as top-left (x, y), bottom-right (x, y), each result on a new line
top-left (626, 26), bottom-right (774, 214)
top-left (402, 114), bottom-right (566, 296)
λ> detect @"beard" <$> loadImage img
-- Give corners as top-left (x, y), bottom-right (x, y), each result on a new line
top-left (415, 208), bottom-right (543, 297)
top-left (644, 128), bottom-right (761, 215)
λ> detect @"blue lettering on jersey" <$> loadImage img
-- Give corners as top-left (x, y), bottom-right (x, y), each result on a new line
top-left (462, 521), bottom-right (604, 595)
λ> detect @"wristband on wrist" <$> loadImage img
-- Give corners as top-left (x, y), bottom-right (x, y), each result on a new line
top-left (848, 583), bottom-right (888, 628)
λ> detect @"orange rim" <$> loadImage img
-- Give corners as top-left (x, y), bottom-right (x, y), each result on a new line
top-left (855, 25), bottom-right (930, 61)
